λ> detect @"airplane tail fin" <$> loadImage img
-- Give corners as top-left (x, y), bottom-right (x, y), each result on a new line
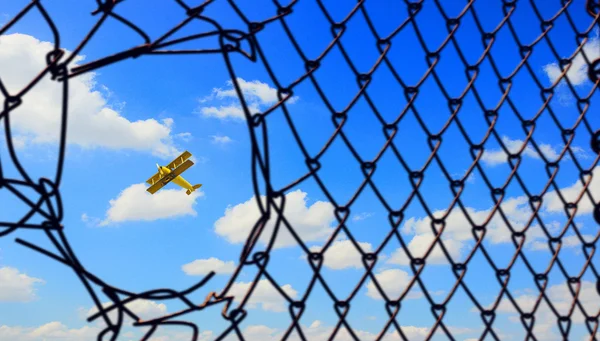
top-left (186, 184), bottom-right (203, 196)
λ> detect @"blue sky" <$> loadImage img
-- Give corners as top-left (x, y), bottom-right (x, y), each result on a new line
top-left (0, 0), bottom-right (599, 340)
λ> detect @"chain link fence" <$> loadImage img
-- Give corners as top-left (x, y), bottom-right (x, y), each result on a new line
top-left (1, 0), bottom-right (600, 340)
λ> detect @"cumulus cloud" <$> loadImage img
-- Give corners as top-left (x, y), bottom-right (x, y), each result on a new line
top-left (386, 234), bottom-right (465, 266)
top-left (395, 165), bottom-right (599, 264)
top-left (545, 280), bottom-right (600, 321)
top-left (233, 320), bottom-right (473, 341)
top-left (491, 280), bottom-right (600, 319)
top-left (210, 135), bottom-right (234, 145)
top-left (147, 329), bottom-right (213, 341)
top-left (0, 322), bottom-right (100, 341)
top-left (0, 320), bottom-right (473, 341)
top-left (0, 33), bottom-right (187, 159)
top-left (401, 199), bottom-right (508, 242)
top-left (543, 34), bottom-right (600, 87)
top-left (0, 266), bottom-right (44, 302)
top-left (366, 269), bottom-right (422, 300)
top-left (214, 190), bottom-right (335, 249)
top-left (401, 192), bottom-right (576, 252)
top-left (181, 257), bottom-right (236, 276)
top-left (543, 166), bottom-right (600, 215)
top-left (86, 299), bottom-right (167, 324)
top-left (308, 239), bottom-right (373, 270)
top-left (228, 279), bottom-right (298, 312)
top-left (99, 183), bottom-right (203, 226)
top-left (476, 280), bottom-right (600, 340)
top-left (197, 78), bottom-right (299, 121)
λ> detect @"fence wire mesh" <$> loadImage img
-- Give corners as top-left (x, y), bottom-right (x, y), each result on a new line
top-left (1, 0), bottom-right (600, 340)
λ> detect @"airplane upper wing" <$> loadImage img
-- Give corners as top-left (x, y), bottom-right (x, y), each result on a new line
top-left (166, 150), bottom-right (192, 170)
top-left (169, 159), bottom-right (194, 178)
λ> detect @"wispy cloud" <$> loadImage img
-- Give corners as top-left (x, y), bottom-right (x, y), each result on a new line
top-left (481, 136), bottom-right (587, 167)
top-left (210, 135), bottom-right (234, 145)
top-left (196, 78), bottom-right (299, 121)
top-left (352, 212), bottom-right (374, 222)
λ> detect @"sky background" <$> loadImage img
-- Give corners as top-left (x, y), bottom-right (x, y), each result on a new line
top-left (0, 0), bottom-right (599, 340)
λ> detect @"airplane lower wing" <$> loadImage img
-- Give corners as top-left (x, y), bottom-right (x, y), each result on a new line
top-left (146, 179), bottom-right (167, 194)
top-left (146, 172), bottom-right (162, 185)
top-left (146, 159), bottom-right (194, 194)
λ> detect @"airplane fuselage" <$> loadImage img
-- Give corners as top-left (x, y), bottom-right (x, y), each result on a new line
top-left (158, 165), bottom-right (193, 190)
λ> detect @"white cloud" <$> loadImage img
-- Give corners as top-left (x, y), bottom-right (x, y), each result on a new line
top-left (228, 279), bottom-right (298, 312)
top-left (481, 136), bottom-right (566, 166)
top-left (80, 213), bottom-right (101, 227)
top-left (9, 135), bottom-right (27, 149)
top-left (197, 78), bottom-right (299, 121)
top-left (0, 33), bottom-right (187, 159)
top-left (210, 135), bottom-right (234, 145)
top-left (308, 239), bottom-right (373, 270)
top-left (546, 280), bottom-right (600, 322)
top-left (401, 200), bottom-right (502, 242)
top-left (0, 266), bottom-right (44, 302)
top-left (400, 193), bottom-right (566, 253)
top-left (181, 257), bottom-right (236, 276)
top-left (352, 212), bottom-right (373, 222)
top-left (398, 166), bottom-right (599, 260)
top-left (214, 190), bottom-right (335, 249)
top-left (86, 299), bottom-right (167, 324)
top-left (231, 320), bottom-right (473, 341)
top-left (366, 269), bottom-right (421, 300)
top-left (0, 322), bottom-right (100, 341)
top-left (387, 234), bottom-right (465, 266)
top-left (213, 78), bottom-right (294, 104)
top-left (543, 34), bottom-right (600, 86)
top-left (100, 183), bottom-right (203, 226)
top-left (200, 104), bottom-right (249, 120)
top-left (81, 327), bottom-right (206, 341)
top-left (543, 166), bottom-right (600, 215)
top-left (480, 280), bottom-right (600, 339)
top-left (147, 330), bottom-right (213, 341)
top-left (175, 132), bottom-right (193, 142)
top-left (528, 234), bottom-right (595, 251)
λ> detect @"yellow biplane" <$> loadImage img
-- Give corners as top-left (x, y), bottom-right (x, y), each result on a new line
top-left (146, 150), bottom-right (202, 195)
